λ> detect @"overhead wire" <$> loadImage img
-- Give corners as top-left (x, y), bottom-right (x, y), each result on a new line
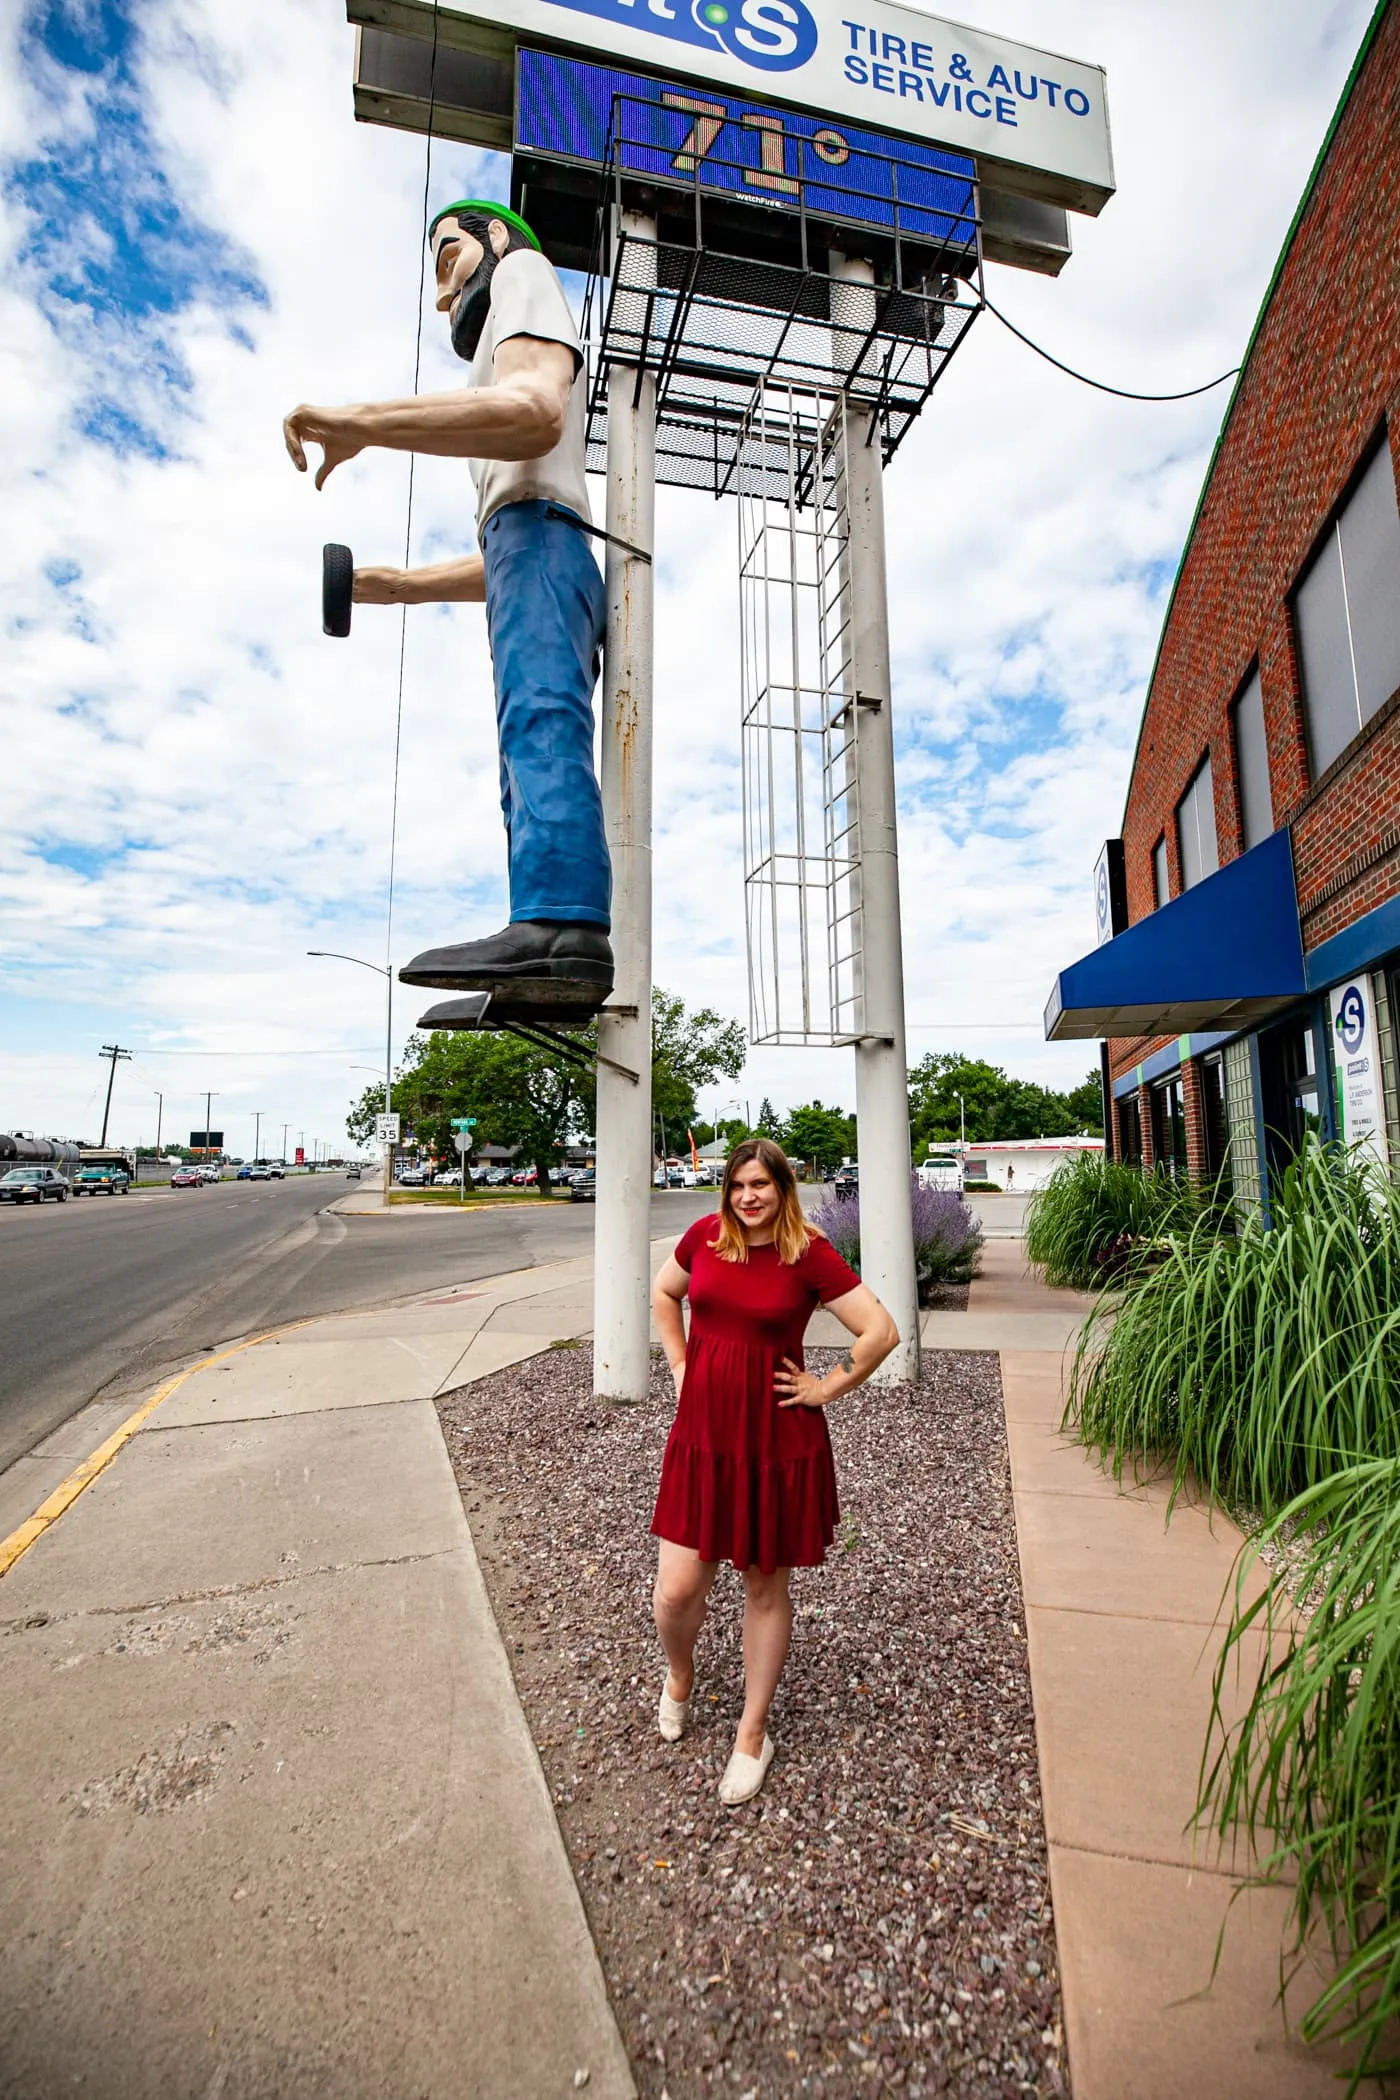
top-left (383, 2), bottom-right (442, 992)
top-left (981, 293), bottom-right (1241, 402)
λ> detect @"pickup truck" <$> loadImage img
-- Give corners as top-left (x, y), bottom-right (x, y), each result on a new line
top-left (72, 1164), bottom-right (131, 1196)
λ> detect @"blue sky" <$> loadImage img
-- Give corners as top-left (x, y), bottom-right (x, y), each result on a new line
top-left (0, 0), bottom-right (1376, 1149)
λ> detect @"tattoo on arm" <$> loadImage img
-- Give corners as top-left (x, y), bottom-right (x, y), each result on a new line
top-left (839, 1350), bottom-right (856, 1376)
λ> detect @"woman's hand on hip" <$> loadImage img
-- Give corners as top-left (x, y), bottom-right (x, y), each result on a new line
top-left (775, 1356), bottom-right (829, 1408)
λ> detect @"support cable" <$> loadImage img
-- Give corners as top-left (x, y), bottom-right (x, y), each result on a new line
top-left (982, 294), bottom-right (1240, 403)
top-left (383, 3), bottom-right (442, 999)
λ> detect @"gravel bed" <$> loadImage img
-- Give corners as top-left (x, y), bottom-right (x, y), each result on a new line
top-left (437, 1348), bottom-right (1064, 2099)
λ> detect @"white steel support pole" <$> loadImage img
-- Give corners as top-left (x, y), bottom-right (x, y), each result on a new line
top-left (593, 208), bottom-right (657, 1403)
top-left (832, 252), bottom-right (921, 1383)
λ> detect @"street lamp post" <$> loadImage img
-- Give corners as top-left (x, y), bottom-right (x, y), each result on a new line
top-left (253, 1110), bottom-right (263, 1164)
top-left (955, 1091), bottom-right (966, 1155)
top-left (308, 950), bottom-right (393, 1198)
top-left (204, 1090), bottom-right (219, 1169)
top-left (98, 1044), bottom-right (132, 1147)
top-left (152, 1090), bottom-right (163, 1179)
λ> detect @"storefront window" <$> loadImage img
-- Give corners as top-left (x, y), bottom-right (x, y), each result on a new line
top-left (1258, 1014), bottom-right (1322, 1178)
top-left (1200, 1054), bottom-right (1231, 1192)
top-left (1118, 1093), bottom-right (1142, 1165)
top-left (1152, 1075), bottom-right (1188, 1177)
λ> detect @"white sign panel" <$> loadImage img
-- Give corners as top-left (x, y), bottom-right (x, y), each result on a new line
top-left (1329, 977), bottom-right (1389, 1167)
top-left (400, 0), bottom-right (1113, 209)
top-left (375, 1112), bottom-right (402, 1144)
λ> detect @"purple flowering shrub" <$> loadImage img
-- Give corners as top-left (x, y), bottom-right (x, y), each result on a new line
top-left (811, 1177), bottom-right (983, 1296)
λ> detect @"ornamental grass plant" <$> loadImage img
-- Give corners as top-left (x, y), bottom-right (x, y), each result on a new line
top-left (1066, 1142), bottom-right (1400, 1515)
top-left (1023, 1150), bottom-right (1200, 1290)
top-left (1199, 1459), bottom-right (1400, 2090)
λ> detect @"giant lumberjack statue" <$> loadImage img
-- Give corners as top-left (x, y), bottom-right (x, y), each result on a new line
top-left (283, 202), bottom-right (613, 1022)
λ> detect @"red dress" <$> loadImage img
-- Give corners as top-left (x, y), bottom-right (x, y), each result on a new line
top-left (651, 1216), bottom-right (861, 1573)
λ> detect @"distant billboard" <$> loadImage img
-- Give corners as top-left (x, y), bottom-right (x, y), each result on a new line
top-left (190, 1130), bottom-right (224, 1150)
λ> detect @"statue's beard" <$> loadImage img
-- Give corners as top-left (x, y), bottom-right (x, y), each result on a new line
top-left (449, 256), bottom-right (495, 362)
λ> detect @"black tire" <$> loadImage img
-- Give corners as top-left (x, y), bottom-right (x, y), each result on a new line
top-left (323, 542), bottom-right (353, 638)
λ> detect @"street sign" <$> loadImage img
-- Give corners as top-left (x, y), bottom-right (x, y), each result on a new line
top-left (348, 0), bottom-right (1113, 214)
top-left (451, 1116), bottom-right (478, 1130)
top-left (516, 48), bottom-right (975, 247)
top-left (375, 1113), bottom-right (402, 1143)
top-left (454, 1133), bottom-right (474, 1153)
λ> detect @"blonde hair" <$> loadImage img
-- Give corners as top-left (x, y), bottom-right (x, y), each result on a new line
top-left (711, 1138), bottom-right (813, 1265)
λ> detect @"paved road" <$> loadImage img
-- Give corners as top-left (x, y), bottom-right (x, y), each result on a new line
top-left (0, 1178), bottom-right (715, 1478)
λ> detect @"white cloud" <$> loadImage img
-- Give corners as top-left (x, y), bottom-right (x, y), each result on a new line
top-left (0, 0), bottom-right (1375, 1149)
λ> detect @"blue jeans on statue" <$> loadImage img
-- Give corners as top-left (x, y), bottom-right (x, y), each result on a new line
top-left (481, 498), bottom-right (610, 929)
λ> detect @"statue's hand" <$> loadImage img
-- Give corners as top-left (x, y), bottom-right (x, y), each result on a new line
top-left (283, 405), bottom-right (364, 491)
top-left (352, 568), bottom-right (404, 605)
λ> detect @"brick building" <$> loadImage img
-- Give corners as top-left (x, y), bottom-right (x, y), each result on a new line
top-left (1044, 0), bottom-right (1400, 1200)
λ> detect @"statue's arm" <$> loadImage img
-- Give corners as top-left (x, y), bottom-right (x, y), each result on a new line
top-left (284, 336), bottom-right (576, 489)
top-left (353, 555), bottom-right (485, 605)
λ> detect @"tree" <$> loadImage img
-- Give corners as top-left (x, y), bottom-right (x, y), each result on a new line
top-left (755, 1097), bottom-right (779, 1137)
top-left (781, 1100), bottom-right (855, 1175)
top-left (347, 1029), bottom-right (588, 1189)
top-left (907, 1051), bottom-right (1105, 1154)
top-left (346, 984), bottom-right (747, 1188)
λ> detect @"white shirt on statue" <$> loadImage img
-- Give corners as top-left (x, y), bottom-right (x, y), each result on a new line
top-left (470, 249), bottom-right (591, 532)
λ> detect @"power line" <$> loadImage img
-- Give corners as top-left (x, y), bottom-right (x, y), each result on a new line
top-left (982, 294), bottom-right (1240, 403)
top-left (383, 3), bottom-right (441, 1007)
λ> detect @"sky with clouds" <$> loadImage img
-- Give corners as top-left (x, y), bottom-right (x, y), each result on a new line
top-left (0, 0), bottom-right (1375, 1156)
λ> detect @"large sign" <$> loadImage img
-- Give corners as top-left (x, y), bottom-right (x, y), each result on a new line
top-left (189, 1129), bottom-right (224, 1150)
top-left (1092, 839), bottom-right (1127, 949)
top-left (518, 47), bottom-right (974, 243)
top-left (358, 0), bottom-right (1113, 211)
top-left (1329, 977), bottom-right (1389, 1167)
top-left (375, 1112), bottom-right (402, 1144)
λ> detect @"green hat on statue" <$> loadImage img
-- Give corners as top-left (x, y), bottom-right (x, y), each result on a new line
top-left (428, 199), bottom-right (542, 251)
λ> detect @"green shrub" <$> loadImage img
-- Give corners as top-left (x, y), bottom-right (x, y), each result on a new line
top-left (1200, 1459), bottom-right (1400, 2090)
top-left (1023, 1151), bottom-right (1200, 1290)
top-left (1065, 1142), bottom-right (1400, 1515)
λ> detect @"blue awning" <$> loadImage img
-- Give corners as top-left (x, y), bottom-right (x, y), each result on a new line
top-left (1044, 828), bottom-right (1306, 1041)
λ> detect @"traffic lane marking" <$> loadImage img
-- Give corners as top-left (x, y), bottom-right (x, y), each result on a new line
top-left (0, 1319), bottom-right (319, 1580)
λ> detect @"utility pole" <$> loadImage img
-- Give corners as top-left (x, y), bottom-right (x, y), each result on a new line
top-left (831, 251), bottom-right (920, 1384)
top-left (253, 1110), bottom-right (263, 1164)
top-left (281, 1122), bottom-right (289, 1167)
top-left (204, 1089), bottom-right (219, 1167)
top-left (98, 1044), bottom-right (132, 1147)
top-left (593, 205), bottom-right (657, 1406)
top-left (152, 1090), bottom-right (163, 1170)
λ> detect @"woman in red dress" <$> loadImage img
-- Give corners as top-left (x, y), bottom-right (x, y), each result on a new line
top-left (650, 1138), bottom-right (899, 1806)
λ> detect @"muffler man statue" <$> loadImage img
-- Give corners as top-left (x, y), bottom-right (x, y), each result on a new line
top-left (283, 201), bottom-right (612, 1019)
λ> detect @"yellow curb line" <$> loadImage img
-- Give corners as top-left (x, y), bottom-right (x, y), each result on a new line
top-left (0, 1320), bottom-right (319, 1581)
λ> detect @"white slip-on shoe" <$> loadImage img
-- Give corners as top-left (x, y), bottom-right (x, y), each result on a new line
top-left (718, 1733), bottom-right (775, 1806)
top-left (658, 1678), bottom-right (691, 1743)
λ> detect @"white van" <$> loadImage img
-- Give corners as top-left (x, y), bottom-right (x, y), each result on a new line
top-left (917, 1153), bottom-right (965, 1193)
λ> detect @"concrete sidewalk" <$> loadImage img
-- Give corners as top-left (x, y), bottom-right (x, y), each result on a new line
top-left (982, 1239), bottom-right (1355, 2098)
top-left (0, 1247), bottom-right (642, 2100)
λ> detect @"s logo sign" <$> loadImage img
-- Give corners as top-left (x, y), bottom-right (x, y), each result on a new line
top-left (542, 0), bottom-right (817, 72)
top-left (1336, 983), bottom-right (1367, 1057)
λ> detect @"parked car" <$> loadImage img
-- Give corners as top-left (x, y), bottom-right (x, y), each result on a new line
top-left (0, 1166), bottom-right (69, 1204)
top-left (397, 1167), bottom-right (426, 1187)
top-left (432, 1169), bottom-right (459, 1186)
top-left (170, 1167), bottom-right (203, 1188)
top-left (833, 1164), bottom-right (859, 1195)
top-left (570, 1169), bottom-right (597, 1203)
top-left (73, 1165), bottom-right (130, 1196)
top-left (484, 1167), bottom-right (510, 1185)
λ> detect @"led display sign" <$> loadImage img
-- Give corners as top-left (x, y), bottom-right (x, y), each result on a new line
top-left (517, 47), bottom-right (974, 245)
